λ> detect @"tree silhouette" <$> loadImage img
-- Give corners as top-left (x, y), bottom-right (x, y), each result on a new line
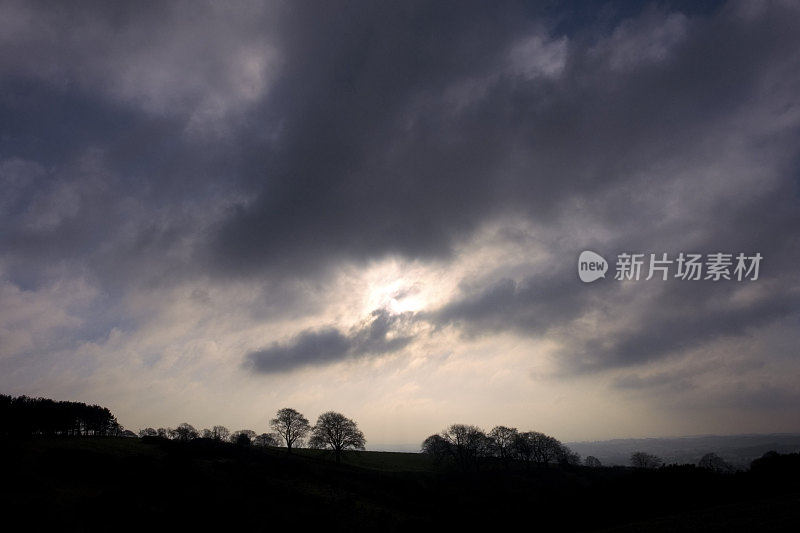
top-left (557, 445), bottom-right (581, 466)
top-left (698, 452), bottom-right (734, 473)
top-left (309, 411), bottom-right (365, 463)
top-left (139, 427), bottom-right (158, 438)
top-left (441, 424), bottom-right (488, 471)
top-left (488, 425), bottom-right (518, 467)
top-left (530, 432), bottom-right (563, 465)
top-left (254, 433), bottom-right (280, 447)
top-left (630, 451), bottom-right (661, 469)
top-left (584, 455), bottom-right (602, 467)
top-left (512, 431), bottom-right (535, 466)
top-left (0, 394), bottom-right (121, 437)
top-left (269, 408), bottom-right (310, 454)
top-left (513, 431), bottom-right (563, 467)
top-left (170, 423), bottom-right (199, 442)
top-left (421, 434), bottom-right (451, 465)
top-left (211, 425), bottom-right (230, 441)
top-left (230, 429), bottom-right (256, 446)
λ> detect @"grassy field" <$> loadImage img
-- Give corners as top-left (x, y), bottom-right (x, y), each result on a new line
top-left (294, 447), bottom-right (435, 471)
top-left (11, 436), bottom-right (433, 469)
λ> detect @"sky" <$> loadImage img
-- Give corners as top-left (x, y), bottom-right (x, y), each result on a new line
top-left (1, 0), bottom-right (799, 450)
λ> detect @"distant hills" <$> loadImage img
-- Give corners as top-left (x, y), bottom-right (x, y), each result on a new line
top-left (566, 434), bottom-right (800, 468)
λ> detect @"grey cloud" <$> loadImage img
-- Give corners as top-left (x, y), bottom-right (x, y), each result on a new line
top-left (245, 328), bottom-right (351, 374)
top-left (245, 308), bottom-right (415, 373)
top-left (621, 374), bottom-right (800, 412)
top-left (3, 0), bottom-right (798, 291)
top-left (0, 0), bottom-right (281, 292)
top-left (571, 285), bottom-right (800, 373)
top-left (430, 273), bottom-right (590, 337)
top-left (2, 0), bottom-right (799, 388)
top-left (208, 0), bottom-right (800, 279)
top-left (0, 0), bottom-right (280, 124)
top-left (429, 180), bottom-right (800, 374)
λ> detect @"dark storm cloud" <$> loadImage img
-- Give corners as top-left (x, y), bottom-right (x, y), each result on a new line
top-left (3, 0), bottom-right (797, 285)
top-left (0, 0), bottom-right (278, 290)
top-left (245, 309), bottom-right (414, 373)
top-left (209, 0), bottom-right (800, 278)
top-left (209, 1), bottom-right (532, 276)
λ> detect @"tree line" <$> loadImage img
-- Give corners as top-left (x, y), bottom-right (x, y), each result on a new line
top-left (628, 451), bottom-right (735, 472)
top-left (137, 424), bottom-right (280, 447)
top-left (138, 407), bottom-right (365, 463)
top-left (421, 425), bottom-right (742, 473)
top-left (0, 394), bottom-right (124, 437)
top-left (1, 394), bottom-right (742, 472)
top-left (421, 424), bottom-right (582, 471)
top-left (1, 394), bottom-right (366, 463)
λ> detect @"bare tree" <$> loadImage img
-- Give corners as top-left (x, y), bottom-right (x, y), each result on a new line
top-left (441, 424), bottom-right (488, 471)
top-left (513, 431), bottom-right (535, 466)
top-left (309, 411), bottom-right (366, 463)
top-left (530, 432), bottom-right (563, 465)
top-left (512, 431), bottom-right (563, 467)
top-left (211, 425), bottom-right (230, 441)
top-left (488, 425), bottom-right (518, 466)
top-left (270, 408), bottom-right (310, 454)
top-left (170, 423), bottom-right (199, 442)
top-left (513, 431), bottom-right (562, 466)
top-left (630, 451), bottom-right (662, 469)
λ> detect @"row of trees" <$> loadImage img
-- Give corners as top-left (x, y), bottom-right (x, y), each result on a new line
top-left (421, 424), bottom-right (582, 471)
top-left (0, 393), bottom-right (753, 473)
top-left (421, 428), bottom-right (737, 473)
top-left (1, 393), bottom-right (367, 464)
top-left (138, 424), bottom-right (280, 447)
top-left (269, 408), bottom-right (366, 462)
top-left (0, 394), bottom-right (124, 437)
top-left (139, 408), bottom-right (366, 463)
top-left (629, 451), bottom-right (735, 472)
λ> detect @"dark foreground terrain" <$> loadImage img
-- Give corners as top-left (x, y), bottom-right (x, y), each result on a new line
top-left (1, 437), bottom-right (798, 532)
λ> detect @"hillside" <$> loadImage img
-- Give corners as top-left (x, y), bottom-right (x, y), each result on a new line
top-left (2, 437), bottom-right (799, 531)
